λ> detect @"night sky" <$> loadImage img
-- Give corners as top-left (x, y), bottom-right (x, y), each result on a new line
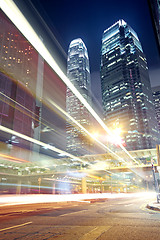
top-left (29, 0), bottom-right (160, 91)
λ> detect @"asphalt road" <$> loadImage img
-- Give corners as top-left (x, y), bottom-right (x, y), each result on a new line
top-left (0, 194), bottom-right (160, 240)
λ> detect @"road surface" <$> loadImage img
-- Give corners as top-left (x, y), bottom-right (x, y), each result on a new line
top-left (0, 193), bottom-right (160, 239)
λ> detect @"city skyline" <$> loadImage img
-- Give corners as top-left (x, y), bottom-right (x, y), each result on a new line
top-left (29, 0), bottom-right (160, 89)
top-left (0, 0), bottom-right (160, 202)
top-left (0, 0), bottom-right (159, 154)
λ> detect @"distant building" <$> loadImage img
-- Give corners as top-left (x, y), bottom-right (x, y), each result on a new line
top-left (100, 19), bottom-right (159, 150)
top-left (66, 38), bottom-right (92, 155)
top-left (152, 85), bottom-right (160, 132)
top-left (0, 11), bottom-right (37, 150)
top-left (0, 11), bottom-right (37, 92)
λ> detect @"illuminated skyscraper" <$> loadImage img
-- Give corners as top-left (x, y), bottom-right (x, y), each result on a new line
top-left (100, 19), bottom-right (159, 150)
top-left (66, 38), bottom-right (91, 155)
top-left (152, 86), bottom-right (160, 132)
top-left (0, 11), bottom-right (37, 150)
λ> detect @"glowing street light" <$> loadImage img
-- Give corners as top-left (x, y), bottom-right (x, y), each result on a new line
top-left (90, 132), bottom-right (100, 140)
top-left (107, 127), bottom-right (123, 146)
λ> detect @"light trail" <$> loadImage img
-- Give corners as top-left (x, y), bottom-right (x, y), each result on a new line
top-left (0, 91), bottom-right (34, 117)
top-left (0, 125), bottom-right (87, 164)
top-left (0, 182), bottom-right (57, 189)
top-left (87, 174), bottom-right (105, 181)
top-left (0, 153), bottom-right (29, 163)
top-left (0, 91), bottom-right (64, 138)
top-left (0, 0), bottom-right (138, 164)
top-left (0, 192), bottom-right (155, 206)
top-left (48, 99), bottom-right (127, 163)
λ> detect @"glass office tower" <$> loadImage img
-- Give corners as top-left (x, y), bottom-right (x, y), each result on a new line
top-left (100, 19), bottom-right (159, 150)
top-left (152, 86), bottom-right (160, 132)
top-left (66, 38), bottom-right (91, 156)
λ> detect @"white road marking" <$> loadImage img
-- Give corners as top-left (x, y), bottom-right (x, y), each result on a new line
top-left (0, 222), bottom-right (32, 232)
top-left (79, 226), bottom-right (112, 240)
top-left (59, 209), bottom-right (87, 217)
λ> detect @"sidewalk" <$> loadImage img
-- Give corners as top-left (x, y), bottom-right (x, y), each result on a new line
top-left (146, 202), bottom-right (160, 211)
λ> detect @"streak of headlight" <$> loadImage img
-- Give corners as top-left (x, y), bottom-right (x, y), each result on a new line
top-left (48, 99), bottom-right (126, 162)
top-left (87, 174), bottom-right (105, 181)
top-left (0, 92), bottom-right (37, 123)
top-left (44, 178), bottom-right (80, 184)
top-left (0, 0), bottom-right (138, 164)
top-left (0, 91), bottom-right (63, 137)
top-left (0, 125), bottom-right (87, 164)
top-left (0, 193), bottom-right (154, 206)
top-left (0, 91), bottom-right (32, 116)
top-left (0, 153), bottom-right (29, 163)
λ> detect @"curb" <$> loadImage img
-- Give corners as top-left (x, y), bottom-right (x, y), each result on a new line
top-left (146, 204), bottom-right (160, 211)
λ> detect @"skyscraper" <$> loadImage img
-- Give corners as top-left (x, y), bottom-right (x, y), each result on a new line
top-left (152, 85), bottom-right (160, 132)
top-left (100, 19), bottom-right (159, 150)
top-left (0, 10), bottom-right (37, 151)
top-left (66, 38), bottom-right (91, 156)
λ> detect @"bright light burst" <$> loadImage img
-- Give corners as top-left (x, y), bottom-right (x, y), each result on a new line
top-left (48, 99), bottom-right (127, 162)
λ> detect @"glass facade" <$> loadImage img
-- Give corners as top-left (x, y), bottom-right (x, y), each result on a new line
top-left (152, 86), bottom-right (160, 132)
top-left (0, 8), bottom-right (66, 160)
top-left (66, 38), bottom-right (92, 156)
top-left (0, 11), bottom-right (37, 150)
top-left (101, 20), bottom-right (159, 150)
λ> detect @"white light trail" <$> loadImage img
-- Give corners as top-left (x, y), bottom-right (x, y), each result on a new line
top-left (0, 192), bottom-right (153, 206)
top-left (0, 125), bottom-right (87, 164)
top-left (48, 99), bottom-right (126, 162)
top-left (0, 91), bottom-right (32, 115)
top-left (0, 0), bottom-right (138, 164)
top-left (0, 91), bottom-right (62, 137)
